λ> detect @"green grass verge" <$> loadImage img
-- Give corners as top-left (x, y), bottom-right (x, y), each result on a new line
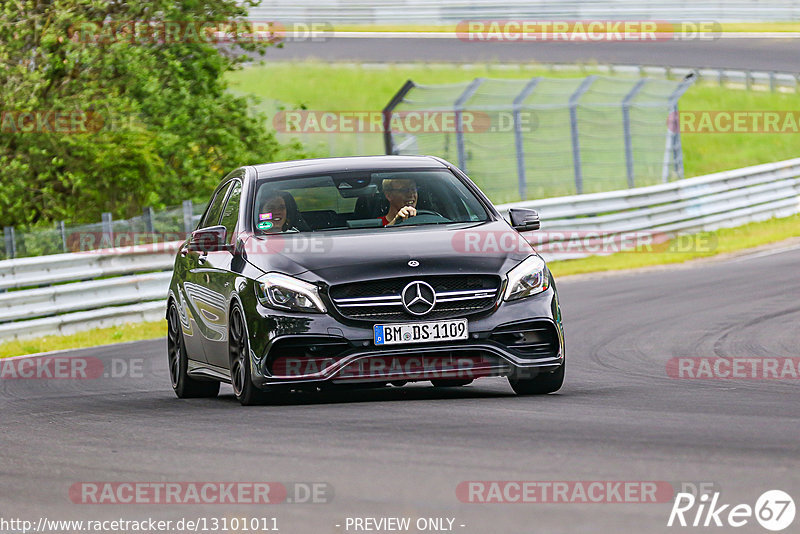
top-left (548, 213), bottom-right (800, 277)
top-left (227, 60), bottom-right (800, 182)
top-left (0, 320), bottom-right (166, 359)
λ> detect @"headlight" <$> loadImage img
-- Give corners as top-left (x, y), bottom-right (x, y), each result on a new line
top-left (256, 273), bottom-right (327, 313)
top-left (504, 255), bottom-right (550, 301)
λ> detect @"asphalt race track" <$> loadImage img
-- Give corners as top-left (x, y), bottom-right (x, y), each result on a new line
top-left (261, 37), bottom-right (800, 71)
top-left (2, 245), bottom-right (798, 533)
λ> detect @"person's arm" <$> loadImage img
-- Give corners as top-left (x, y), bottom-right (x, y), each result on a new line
top-left (386, 206), bottom-right (417, 225)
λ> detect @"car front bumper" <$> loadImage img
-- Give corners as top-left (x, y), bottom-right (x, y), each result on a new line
top-left (246, 286), bottom-right (564, 389)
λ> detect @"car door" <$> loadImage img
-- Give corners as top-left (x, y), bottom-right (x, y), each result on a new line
top-left (199, 177), bottom-right (244, 369)
top-left (180, 181), bottom-right (234, 363)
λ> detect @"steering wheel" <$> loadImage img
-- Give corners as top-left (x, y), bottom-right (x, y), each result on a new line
top-left (393, 209), bottom-right (451, 226)
top-left (411, 209), bottom-right (445, 218)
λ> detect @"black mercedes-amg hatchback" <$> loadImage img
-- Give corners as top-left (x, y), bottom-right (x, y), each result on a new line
top-left (167, 155), bottom-right (564, 404)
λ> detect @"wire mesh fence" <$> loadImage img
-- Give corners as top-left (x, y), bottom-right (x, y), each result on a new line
top-left (0, 202), bottom-right (207, 261)
top-left (386, 74), bottom-right (695, 204)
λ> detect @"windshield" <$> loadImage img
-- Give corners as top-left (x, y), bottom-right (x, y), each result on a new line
top-left (252, 169), bottom-right (490, 234)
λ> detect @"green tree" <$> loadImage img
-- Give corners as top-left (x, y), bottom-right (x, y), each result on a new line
top-left (0, 0), bottom-right (300, 226)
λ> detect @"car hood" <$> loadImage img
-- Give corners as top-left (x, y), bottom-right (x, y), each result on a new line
top-left (243, 220), bottom-right (535, 285)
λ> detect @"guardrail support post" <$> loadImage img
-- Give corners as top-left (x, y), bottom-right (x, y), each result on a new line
top-left (622, 79), bottom-right (647, 189)
top-left (182, 200), bottom-right (194, 235)
top-left (58, 221), bottom-right (67, 253)
top-left (568, 76), bottom-right (597, 194)
top-left (454, 78), bottom-right (485, 172)
top-left (512, 77), bottom-right (541, 201)
top-left (3, 226), bottom-right (16, 259)
top-left (769, 71), bottom-right (776, 93)
top-left (143, 206), bottom-right (155, 233)
top-left (101, 212), bottom-right (113, 245)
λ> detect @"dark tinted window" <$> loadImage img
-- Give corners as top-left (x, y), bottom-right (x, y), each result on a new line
top-left (219, 181), bottom-right (242, 242)
top-left (199, 182), bottom-right (233, 229)
top-left (253, 170), bottom-right (488, 233)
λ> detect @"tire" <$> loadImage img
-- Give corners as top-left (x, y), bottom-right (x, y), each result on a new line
top-left (431, 379), bottom-right (474, 387)
top-left (507, 363), bottom-right (564, 395)
top-left (167, 302), bottom-right (220, 399)
top-left (229, 303), bottom-right (269, 406)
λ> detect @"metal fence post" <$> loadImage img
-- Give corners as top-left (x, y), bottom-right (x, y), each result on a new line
top-left (512, 77), bottom-right (541, 201)
top-left (101, 212), bottom-right (113, 245)
top-left (143, 206), bottom-right (155, 233)
top-left (622, 79), bottom-right (647, 189)
top-left (454, 78), bottom-right (485, 172)
top-left (58, 221), bottom-right (67, 253)
top-left (662, 73), bottom-right (697, 182)
top-left (382, 80), bottom-right (416, 155)
top-left (568, 76), bottom-right (597, 194)
top-left (182, 200), bottom-right (194, 235)
top-left (769, 71), bottom-right (776, 92)
top-left (3, 226), bottom-right (16, 259)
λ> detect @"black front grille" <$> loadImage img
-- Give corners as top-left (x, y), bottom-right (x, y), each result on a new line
top-left (329, 275), bottom-right (501, 322)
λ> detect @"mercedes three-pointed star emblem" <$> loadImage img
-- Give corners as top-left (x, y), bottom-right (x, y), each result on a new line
top-left (401, 281), bottom-right (436, 316)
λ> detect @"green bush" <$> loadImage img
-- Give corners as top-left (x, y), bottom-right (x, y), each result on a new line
top-left (0, 0), bottom-right (302, 227)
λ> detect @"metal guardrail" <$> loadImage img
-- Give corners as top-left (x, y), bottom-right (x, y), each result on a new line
top-left (0, 244), bottom-right (179, 342)
top-left (496, 158), bottom-right (800, 260)
top-left (0, 158), bottom-right (798, 342)
top-left (545, 64), bottom-right (800, 93)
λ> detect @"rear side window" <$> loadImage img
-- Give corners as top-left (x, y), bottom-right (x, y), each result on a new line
top-left (199, 182), bottom-right (233, 229)
top-left (219, 181), bottom-right (242, 242)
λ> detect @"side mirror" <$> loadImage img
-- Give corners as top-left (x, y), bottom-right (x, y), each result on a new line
top-left (189, 225), bottom-right (231, 253)
top-left (508, 208), bottom-right (540, 232)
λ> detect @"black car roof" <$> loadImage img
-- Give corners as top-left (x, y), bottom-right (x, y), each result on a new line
top-left (252, 155), bottom-right (449, 180)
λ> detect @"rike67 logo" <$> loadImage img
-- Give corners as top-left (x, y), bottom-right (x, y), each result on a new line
top-left (668, 490), bottom-right (795, 531)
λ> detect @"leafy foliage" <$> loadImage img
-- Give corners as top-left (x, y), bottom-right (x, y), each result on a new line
top-left (0, 0), bottom-right (300, 226)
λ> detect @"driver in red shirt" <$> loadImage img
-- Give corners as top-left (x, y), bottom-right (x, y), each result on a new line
top-left (380, 178), bottom-right (418, 226)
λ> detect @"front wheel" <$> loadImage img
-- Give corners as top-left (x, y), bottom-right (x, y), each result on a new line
top-left (167, 302), bottom-right (220, 399)
top-left (507, 363), bottom-right (564, 395)
top-left (229, 303), bottom-right (269, 406)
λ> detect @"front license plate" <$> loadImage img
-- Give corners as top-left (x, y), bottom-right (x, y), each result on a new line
top-left (374, 319), bottom-right (468, 346)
